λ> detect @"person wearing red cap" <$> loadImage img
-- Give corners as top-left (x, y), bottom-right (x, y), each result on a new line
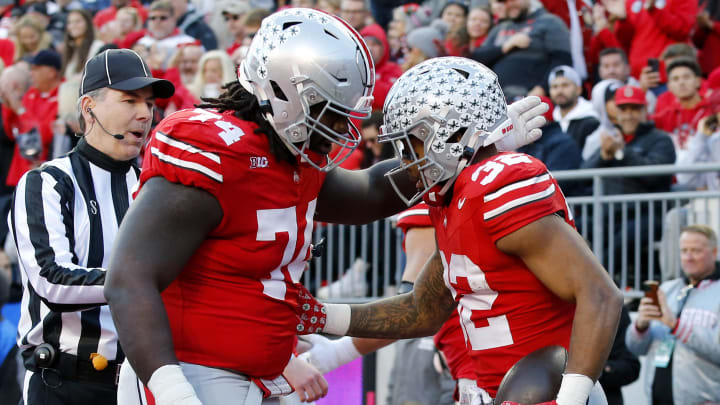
top-left (582, 84), bottom-right (675, 277)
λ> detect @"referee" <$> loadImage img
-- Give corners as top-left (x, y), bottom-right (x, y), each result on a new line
top-left (9, 49), bottom-right (174, 405)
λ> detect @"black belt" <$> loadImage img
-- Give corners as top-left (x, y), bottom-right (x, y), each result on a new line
top-left (23, 348), bottom-right (121, 386)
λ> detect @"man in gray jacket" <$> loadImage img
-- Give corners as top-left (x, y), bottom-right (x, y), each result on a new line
top-left (626, 224), bottom-right (720, 405)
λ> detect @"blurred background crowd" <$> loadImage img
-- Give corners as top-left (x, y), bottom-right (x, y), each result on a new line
top-left (0, 0), bottom-right (718, 233)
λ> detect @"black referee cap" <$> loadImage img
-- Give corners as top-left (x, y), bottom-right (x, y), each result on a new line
top-left (80, 49), bottom-right (175, 99)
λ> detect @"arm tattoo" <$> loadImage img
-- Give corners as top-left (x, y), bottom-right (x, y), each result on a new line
top-left (347, 252), bottom-right (456, 339)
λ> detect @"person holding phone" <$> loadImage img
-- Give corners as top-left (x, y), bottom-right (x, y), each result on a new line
top-left (626, 224), bottom-right (720, 405)
top-left (604, 0), bottom-right (697, 80)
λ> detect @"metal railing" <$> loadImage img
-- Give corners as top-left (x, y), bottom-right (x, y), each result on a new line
top-left (305, 163), bottom-right (720, 301)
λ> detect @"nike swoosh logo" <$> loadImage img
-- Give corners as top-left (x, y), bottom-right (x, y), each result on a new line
top-left (458, 197), bottom-right (466, 209)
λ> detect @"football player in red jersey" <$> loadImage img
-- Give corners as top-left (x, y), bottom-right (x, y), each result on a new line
top-left (301, 57), bottom-right (623, 405)
top-left (104, 9), bottom-right (549, 405)
top-left (300, 203), bottom-right (489, 404)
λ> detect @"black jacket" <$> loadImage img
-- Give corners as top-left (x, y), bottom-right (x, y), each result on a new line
top-left (567, 116), bottom-right (600, 152)
top-left (581, 122), bottom-right (676, 195)
top-left (177, 9), bottom-right (218, 50)
top-left (599, 306), bottom-right (641, 405)
top-left (518, 121), bottom-right (584, 195)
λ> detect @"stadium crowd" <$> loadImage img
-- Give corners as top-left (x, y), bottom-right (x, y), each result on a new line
top-left (0, 0), bottom-right (719, 404)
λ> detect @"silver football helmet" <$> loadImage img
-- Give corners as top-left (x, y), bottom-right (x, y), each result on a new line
top-left (238, 8), bottom-right (375, 171)
top-left (379, 57), bottom-right (508, 206)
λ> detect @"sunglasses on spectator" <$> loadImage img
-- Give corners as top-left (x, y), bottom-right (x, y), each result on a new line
top-left (223, 14), bottom-right (241, 21)
top-left (148, 15), bottom-right (170, 21)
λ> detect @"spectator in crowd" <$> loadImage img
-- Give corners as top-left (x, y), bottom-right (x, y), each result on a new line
top-left (137, 0), bottom-right (197, 69)
top-left (489, 0), bottom-right (507, 23)
top-left (171, 41), bottom-right (204, 87)
top-left (597, 48), bottom-right (657, 113)
top-left (694, 0), bottom-right (720, 76)
top-left (439, 0), bottom-right (468, 30)
top-left (403, 19), bottom-right (448, 71)
top-left (359, 111), bottom-right (394, 169)
top-left (0, 248), bottom-right (20, 405)
top-left (188, 50), bottom-right (235, 100)
top-left (317, 0), bottom-right (341, 15)
top-left (9, 48), bottom-right (174, 405)
top-left (651, 44), bottom-right (702, 114)
top-left (341, 0), bottom-right (371, 31)
top-left (660, 111), bottom-right (720, 282)
top-left (4, 50), bottom-right (62, 187)
top-left (61, 9), bottom-right (104, 81)
top-left (0, 64), bottom-right (31, 192)
top-left (47, 0), bottom-right (84, 47)
top-left (12, 15), bottom-right (53, 63)
top-left (93, 0), bottom-right (148, 30)
top-left (675, 112), bottom-right (720, 191)
top-left (541, 0), bottom-right (594, 81)
top-left (23, 2), bottom-right (52, 33)
top-left (385, 4), bottom-right (433, 65)
top-left (228, 8), bottom-right (271, 65)
top-left (584, 78), bottom-right (622, 160)
top-left (466, 6), bottom-right (492, 53)
top-left (606, 0), bottom-right (697, 80)
top-left (582, 85), bottom-right (675, 276)
top-left (548, 65), bottom-right (600, 152)
top-left (653, 58), bottom-right (712, 165)
top-left (291, 0), bottom-right (317, 8)
top-left (599, 305), bottom-right (640, 405)
top-left (99, 6), bottom-right (144, 48)
top-left (626, 224), bottom-right (720, 405)
top-left (171, 0), bottom-right (218, 51)
top-left (444, 22), bottom-right (470, 57)
top-left (471, 0), bottom-right (571, 96)
top-left (360, 23), bottom-right (402, 111)
top-left (223, 0), bottom-right (252, 56)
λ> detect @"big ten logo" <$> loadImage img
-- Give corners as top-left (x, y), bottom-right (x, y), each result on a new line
top-left (250, 156), bottom-right (269, 169)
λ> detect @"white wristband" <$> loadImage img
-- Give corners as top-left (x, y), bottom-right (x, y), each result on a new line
top-left (555, 373), bottom-right (594, 405)
top-left (147, 364), bottom-right (203, 405)
top-left (332, 336), bottom-right (362, 365)
top-left (323, 303), bottom-right (351, 335)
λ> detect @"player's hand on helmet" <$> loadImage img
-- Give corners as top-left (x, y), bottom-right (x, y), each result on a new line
top-left (295, 283), bottom-right (327, 334)
top-left (298, 335), bottom-right (361, 374)
top-left (283, 355), bottom-right (328, 402)
top-left (485, 96), bottom-right (549, 151)
top-left (500, 401), bottom-right (557, 405)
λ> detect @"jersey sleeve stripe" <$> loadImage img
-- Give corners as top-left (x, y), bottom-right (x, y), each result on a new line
top-left (150, 147), bottom-right (224, 183)
top-left (483, 183), bottom-right (556, 221)
top-left (395, 208), bottom-right (430, 222)
top-left (483, 173), bottom-right (551, 203)
top-left (155, 131), bottom-right (222, 164)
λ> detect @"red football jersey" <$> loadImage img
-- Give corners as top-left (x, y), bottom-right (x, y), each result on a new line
top-left (138, 108), bottom-right (326, 379)
top-left (396, 203), bottom-right (476, 381)
top-left (430, 152), bottom-right (576, 396)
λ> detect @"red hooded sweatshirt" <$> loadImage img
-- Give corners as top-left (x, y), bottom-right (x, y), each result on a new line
top-left (360, 24), bottom-right (403, 112)
top-left (613, 0), bottom-right (697, 79)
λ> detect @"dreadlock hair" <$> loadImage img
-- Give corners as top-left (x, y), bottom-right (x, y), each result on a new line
top-left (196, 81), bottom-right (297, 166)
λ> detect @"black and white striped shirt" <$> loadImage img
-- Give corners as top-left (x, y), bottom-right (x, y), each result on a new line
top-left (9, 138), bottom-right (138, 362)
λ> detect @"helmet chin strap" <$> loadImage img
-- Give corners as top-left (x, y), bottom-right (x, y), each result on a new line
top-left (436, 130), bottom-right (483, 197)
